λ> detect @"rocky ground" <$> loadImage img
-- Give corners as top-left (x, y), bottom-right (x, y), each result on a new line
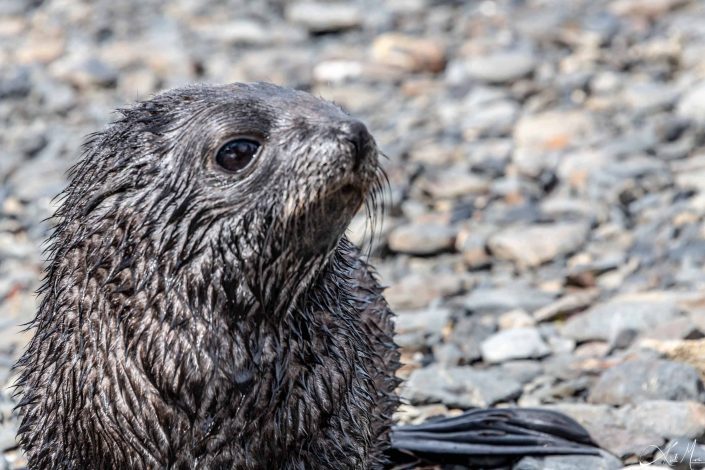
top-left (2, 0), bottom-right (705, 468)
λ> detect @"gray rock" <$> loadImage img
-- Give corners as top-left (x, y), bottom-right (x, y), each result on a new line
top-left (387, 223), bottom-right (456, 255)
top-left (620, 400), bottom-right (705, 441)
top-left (514, 110), bottom-right (596, 152)
top-left (611, 0), bottom-right (691, 17)
top-left (540, 195), bottom-right (602, 221)
top-left (432, 343), bottom-right (463, 367)
top-left (640, 316), bottom-right (704, 341)
top-left (464, 286), bottom-right (556, 313)
top-left (8, 154), bottom-right (69, 202)
top-left (455, 223), bottom-right (495, 269)
top-left (402, 364), bottom-right (522, 408)
top-left (543, 403), bottom-right (663, 458)
top-left (0, 0), bottom-right (33, 15)
top-left (370, 33), bottom-right (446, 73)
top-left (385, 272), bottom-right (465, 310)
top-left (622, 81), bottom-right (679, 112)
top-left (394, 308), bottom-right (452, 351)
top-left (417, 169), bottom-right (491, 199)
top-left (498, 309), bottom-right (535, 330)
top-left (0, 423), bottom-right (15, 452)
top-left (61, 57), bottom-right (118, 88)
top-left (0, 67), bottom-right (30, 100)
top-left (480, 327), bottom-right (551, 364)
top-left (461, 99), bottom-right (520, 138)
top-left (447, 316), bottom-right (496, 362)
top-left (464, 50), bottom-right (537, 83)
top-left (499, 360), bottom-right (544, 384)
top-left (589, 358), bottom-right (705, 405)
top-left (546, 335), bottom-right (577, 355)
top-left (513, 451), bottom-right (622, 470)
top-left (562, 292), bottom-right (684, 342)
top-left (0, 233), bottom-right (35, 260)
top-left (520, 375), bottom-right (592, 405)
top-left (488, 222), bottom-right (590, 268)
top-left (35, 76), bottom-right (77, 113)
top-left (285, 2), bottom-right (362, 33)
top-left (673, 152), bottom-right (705, 193)
top-left (533, 289), bottom-right (599, 322)
top-left (4, 1), bottom-right (705, 468)
top-left (677, 81), bottom-right (705, 124)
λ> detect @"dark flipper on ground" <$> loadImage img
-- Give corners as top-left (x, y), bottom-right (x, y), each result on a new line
top-left (387, 407), bottom-right (600, 469)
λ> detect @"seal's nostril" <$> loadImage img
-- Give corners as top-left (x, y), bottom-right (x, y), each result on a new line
top-left (341, 119), bottom-right (371, 167)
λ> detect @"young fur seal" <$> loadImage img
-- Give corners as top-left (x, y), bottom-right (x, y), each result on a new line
top-left (14, 82), bottom-right (597, 469)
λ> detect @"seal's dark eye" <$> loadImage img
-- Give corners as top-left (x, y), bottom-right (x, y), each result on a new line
top-left (215, 138), bottom-right (260, 173)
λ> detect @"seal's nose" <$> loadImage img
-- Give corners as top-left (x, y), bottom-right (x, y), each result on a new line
top-left (340, 120), bottom-right (373, 169)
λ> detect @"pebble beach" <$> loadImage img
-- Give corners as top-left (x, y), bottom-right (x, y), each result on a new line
top-left (2, 0), bottom-right (705, 468)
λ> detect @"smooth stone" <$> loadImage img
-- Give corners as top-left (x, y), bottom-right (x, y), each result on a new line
top-left (387, 223), bottom-right (456, 255)
top-left (0, 233), bottom-right (35, 259)
top-left (543, 403), bottom-right (662, 458)
top-left (677, 81), bottom-right (705, 124)
top-left (591, 71), bottom-right (622, 94)
top-left (639, 338), bottom-right (705, 376)
top-left (447, 316), bottom-right (496, 362)
top-left (557, 148), bottom-right (612, 192)
top-left (385, 272), bottom-right (465, 310)
top-left (514, 110), bottom-right (596, 152)
top-left (461, 99), bottom-right (520, 138)
top-left (371, 33), bottom-right (446, 73)
top-left (589, 358), bottom-right (705, 405)
top-left (285, 2), bottom-right (362, 33)
top-left (312, 60), bottom-right (363, 83)
top-left (488, 222), bottom-right (590, 268)
top-left (499, 360), bottom-right (544, 384)
top-left (540, 196), bottom-right (601, 220)
top-left (8, 154), bottom-right (69, 202)
top-left (402, 364), bottom-right (522, 408)
top-left (394, 308), bottom-right (452, 351)
top-left (562, 292), bottom-right (683, 342)
top-left (480, 327), bottom-right (551, 364)
top-left (533, 289), bottom-right (599, 322)
top-left (621, 467), bottom-right (674, 470)
top-left (417, 170), bottom-right (490, 199)
top-left (432, 343), bottom-right (464, 367)
top-left (464, 50), bottom-right (536, 83)
top-left (0, 423), bottom-right (16, 452)
top-left (610, 0), bottom-right (690, 17)
top-left (621, 81), bottom-right (679, 112)
top-left (498, 309), bottom-right (535, 330)
top-left (455, 223), bottom-right (495, 269)
top-left (513, 451), bottom-right (622, 470)
top-left (408, 139), bottom-right (462, 166)
top-left (547, 336), bottom-right (577, 355)
top-left (464, 286), bottom-right (555, 314)
top-left (59, 57), bottom-right (118, 88)
top-left (620, 400), bottom-right (705, 440)
top-left (34, 75), bottom-right (77, 113)
top-left (0, 67), bottom-right (30, 99)
top-left (640, 316), bottom-right (704, 341)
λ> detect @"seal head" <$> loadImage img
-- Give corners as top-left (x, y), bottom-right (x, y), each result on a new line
top-left (63, 82), bottom-right (383, 317)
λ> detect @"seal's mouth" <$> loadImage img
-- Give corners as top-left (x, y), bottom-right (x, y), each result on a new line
top-left (326, 180), bottom-right (366, 208)
top-left (339, 183), bottom-right (361, 197)
top-left (327, 178), bottom-right (370, 212)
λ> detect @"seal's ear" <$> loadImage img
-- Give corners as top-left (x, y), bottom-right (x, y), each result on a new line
top-left (214, 138), bottom-right (262, 174)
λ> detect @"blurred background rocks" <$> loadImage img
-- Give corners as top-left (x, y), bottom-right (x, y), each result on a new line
top-left (3, 0), bottom-right (705, 468)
